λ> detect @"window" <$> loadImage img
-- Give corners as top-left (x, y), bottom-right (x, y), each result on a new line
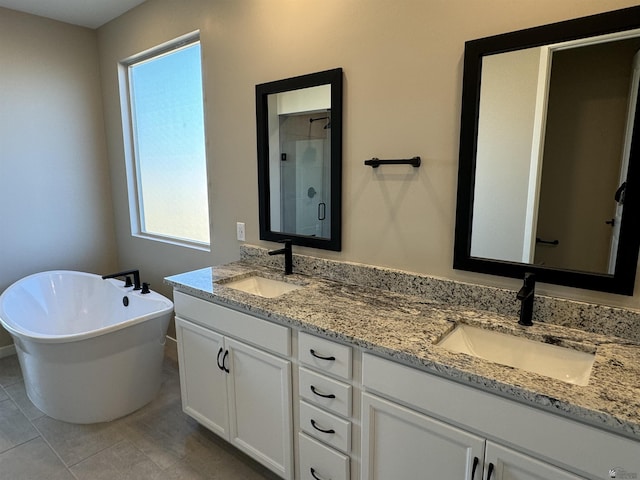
top-left (121, 34), bottom-right (210, 248)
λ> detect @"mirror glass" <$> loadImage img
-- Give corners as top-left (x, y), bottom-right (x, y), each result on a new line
top-left (455, 7), bottom-right (640, 294)
top-left (256, 69), bottom-right (342, 251)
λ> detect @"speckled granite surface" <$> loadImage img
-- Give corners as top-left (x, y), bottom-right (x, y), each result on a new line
top-left (241, 245), bottom-right (640, 343)
top-left (165, 248), bottom-right (640, 441)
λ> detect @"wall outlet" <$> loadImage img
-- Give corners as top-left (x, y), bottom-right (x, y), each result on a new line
top-left (236, 222), bottom-right (246, 241)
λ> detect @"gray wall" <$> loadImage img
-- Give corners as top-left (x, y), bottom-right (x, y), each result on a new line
top-left (3, 1), bottom-right (640, 351)
top-left (97, 0), bottom-right (640, 312)
top-left (0, 8), bottom-right (117, 348)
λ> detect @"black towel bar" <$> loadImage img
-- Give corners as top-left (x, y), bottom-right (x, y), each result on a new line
top-left (365, 156), bottom-right (421, 168)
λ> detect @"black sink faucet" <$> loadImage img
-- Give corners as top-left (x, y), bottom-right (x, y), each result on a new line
top-left (517, 273), bottom-right (535, 326)
top-left (102, 269), bottom-right (142, 291)
top-left (268, 240), bottom-right (293, 275)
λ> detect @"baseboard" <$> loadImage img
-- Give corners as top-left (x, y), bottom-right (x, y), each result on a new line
top-left (0, 344), bottom-right (16, 359)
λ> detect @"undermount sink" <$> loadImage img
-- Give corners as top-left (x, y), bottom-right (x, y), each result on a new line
top-left (437, 324), bottom-right (595, 386)
top-left (220, 275), bottom-right (303, 298)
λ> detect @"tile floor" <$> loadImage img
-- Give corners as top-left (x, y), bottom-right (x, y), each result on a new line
top-left (0, 353), bottom-right (279, 480)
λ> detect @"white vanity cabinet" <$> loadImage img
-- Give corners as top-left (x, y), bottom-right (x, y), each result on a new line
top-left (483, 442), bottom-right (583, 480)
top-left (362, 392), bottom-right (582, 480)
top-left (361, 392), bottom-right (485, 479)
top-left (297, 332), bottom-right (354, 480)
top-left (173, 291), bottom-right (293, 480)
top-left (361, 353), bottom-right (639, 480)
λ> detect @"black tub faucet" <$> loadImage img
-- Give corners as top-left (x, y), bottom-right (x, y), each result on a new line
top-left (517, 273), bottom-right (535, 326)
top-left (102, 269), bottom-right (142, 291)
top-left (268, 240), bottom-right (293, 275)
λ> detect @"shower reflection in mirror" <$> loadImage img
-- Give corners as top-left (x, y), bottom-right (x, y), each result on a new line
top-left (267, 85), bottom-right (332, 239)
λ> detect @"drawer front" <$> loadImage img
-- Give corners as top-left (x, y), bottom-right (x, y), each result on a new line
top-left (174, 290), bottom-right (290, 356)
top-left (300, 401), bottom-right (351, 454)
top-left (299, 332), bottom-right (352, 380)
top-left (299, 367), bottom-right (352, 418)
top-left (298, 433), bottom-right (349, 480)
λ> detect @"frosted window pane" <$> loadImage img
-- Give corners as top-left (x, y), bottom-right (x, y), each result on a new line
top-left (130, 43), bottom-right (209, 244)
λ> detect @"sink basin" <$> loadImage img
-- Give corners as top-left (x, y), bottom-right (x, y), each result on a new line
top-left (437, 324), bottom-right (595, 386)
top-left (220, 275), bottom-right (303, 298)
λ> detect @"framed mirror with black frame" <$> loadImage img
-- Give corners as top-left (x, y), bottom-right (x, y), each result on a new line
top-left (256, 68), bottom-right (343, 251)
top-left (454, 6), bottom-right (640, 295)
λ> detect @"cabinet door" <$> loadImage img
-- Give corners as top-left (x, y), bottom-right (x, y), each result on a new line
top-left (362, 392), bottom-right (485, 480)
top-left (225, 337), bottom-right (293, 480)
top-left (485, 442), bottom-right (583, 480)
top-left (175, 317), bottom-right (229, 438)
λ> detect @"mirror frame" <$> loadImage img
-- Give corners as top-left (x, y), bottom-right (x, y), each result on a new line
top-left (256, 68), bottom-right (343, 251)
top-left (454, 7), bottom-right (640, 295)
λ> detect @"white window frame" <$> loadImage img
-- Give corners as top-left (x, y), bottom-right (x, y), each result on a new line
top-left (118, 31), bottom-right (210, 251)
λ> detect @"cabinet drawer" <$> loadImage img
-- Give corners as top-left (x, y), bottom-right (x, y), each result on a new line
top-left (299, 367), bottom-right (351, 418)
top-left (299, 332), bottom-right (352, 380)
top-left (300, 401), bottom-right (351, 454)
top-left (298, 433), bottom-right (349, 480)
top-left (174, 290), bottom-right (290, 356)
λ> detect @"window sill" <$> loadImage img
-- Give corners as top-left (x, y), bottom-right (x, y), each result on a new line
top-left (132, 232), bottom-right (211, 252)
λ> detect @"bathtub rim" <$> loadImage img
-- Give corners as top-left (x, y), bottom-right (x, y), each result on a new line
top-left (0, 270), bottom-right (174, 344)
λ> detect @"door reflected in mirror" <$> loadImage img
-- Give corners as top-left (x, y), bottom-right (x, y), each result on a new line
top-left (454, 7), bottom-right (640, 295)
top-left (257, 69), bottom-right (342, 251)
top-left (471, 36), bottom-right (640, 275)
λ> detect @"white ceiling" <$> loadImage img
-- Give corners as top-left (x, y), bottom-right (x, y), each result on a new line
top-left (0, 0), bottom-right (146, 28)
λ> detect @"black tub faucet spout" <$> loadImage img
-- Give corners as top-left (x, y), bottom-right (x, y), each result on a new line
top-left (102, 269), bottom-right (141, 291)
top-left (517, 273), bottom-right (535, 326)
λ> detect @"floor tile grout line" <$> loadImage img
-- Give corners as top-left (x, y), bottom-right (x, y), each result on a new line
top-left (0, 358), bottom-right (78, 477)
top-left (3, 382), bottom-right (45, 423)
top-left (1, 355), bottom-right (279, 480)
top-left (0, 393), bottom-right (40, 457)
top-left (29, 412), bottom-right (84, 477)
top-left (0, 434), bottom-right (43, 457)
top-left (66, 437), bottom-right (131, 476)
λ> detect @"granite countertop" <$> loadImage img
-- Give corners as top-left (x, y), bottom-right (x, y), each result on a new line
top-left (165, 262), bottom-right (640, 441)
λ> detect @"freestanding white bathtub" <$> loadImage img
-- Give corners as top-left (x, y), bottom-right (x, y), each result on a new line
top-left (0, 270), bottom-right (173, 424)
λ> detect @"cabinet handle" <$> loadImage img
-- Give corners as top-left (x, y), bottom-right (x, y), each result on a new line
top-left (310, 349), bottom-right (336, 361)
top-left (222, 350), bottom-right (230, 373)
top-left (310, 385), bottom-right (336, 399)
top-left (310, 419), bottom-right (335, 434)
top-left (486, 462), bottom-right (494, 480)
top-left (471, 456), bottom-right (479, 480)
top-left (216, 347), bottom-right (224, 371)
top-left (310, 467), bottom-right (329, 480)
